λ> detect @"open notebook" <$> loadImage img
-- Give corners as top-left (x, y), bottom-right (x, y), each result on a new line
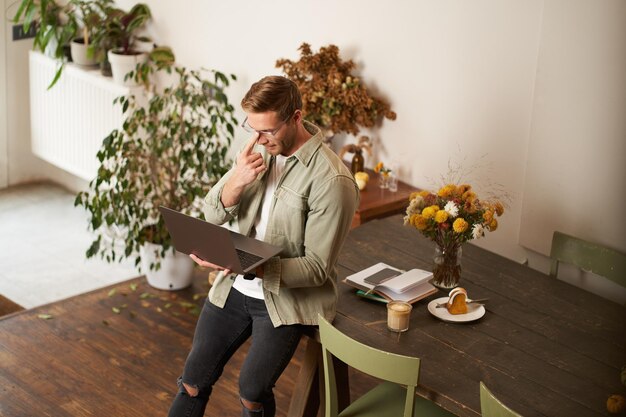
top-left (344, 262), bottom-right (437, 304)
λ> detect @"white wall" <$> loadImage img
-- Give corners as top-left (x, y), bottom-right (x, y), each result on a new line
top-left (121, 0), bottom-right (544, 263)
top-left (0, 0), bottom-right (8, 188)
top-left (520, 0), bottom-right (626, 303)
top-left (521, 0), bottom-right (626, 255)
top-left (8, 0), bottom-right (626, 301)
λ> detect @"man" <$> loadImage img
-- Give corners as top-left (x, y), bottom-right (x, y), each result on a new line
top-left (168, 75), bottom-right (359, 417)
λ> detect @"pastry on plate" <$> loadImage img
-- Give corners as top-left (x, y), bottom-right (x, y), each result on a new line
top-left (446, 287), bottom-right (468, 315)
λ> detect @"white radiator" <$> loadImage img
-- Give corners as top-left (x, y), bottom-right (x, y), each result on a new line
top-left (29, 51), bottom-right (129, 180)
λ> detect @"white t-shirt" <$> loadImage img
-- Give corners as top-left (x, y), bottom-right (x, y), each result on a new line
top-left (232, 155), bottom-right (287, 299)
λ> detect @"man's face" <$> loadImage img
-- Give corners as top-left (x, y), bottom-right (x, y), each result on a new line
top-left (245, 111), bottom-right (296, 156)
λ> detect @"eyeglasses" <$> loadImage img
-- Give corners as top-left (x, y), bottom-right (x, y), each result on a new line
top-left (241, 115), bottom-right (290, 138)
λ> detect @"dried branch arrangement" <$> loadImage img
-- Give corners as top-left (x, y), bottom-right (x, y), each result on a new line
top-left (276, 43), bottom-right (396, 139)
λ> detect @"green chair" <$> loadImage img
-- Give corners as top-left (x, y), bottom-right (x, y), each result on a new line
top-left (549, 231), bottom-right (626, 288)
top-left (480, 382), bottom-right (522, 417)
top-left (318, 315), bottom-right (454, 417)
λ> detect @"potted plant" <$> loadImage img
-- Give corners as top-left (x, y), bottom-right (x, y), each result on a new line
top-left (91, 3), bottom-right (152, 86)
top-left (12, 0), bottom-right (78, 88)
top-left (75, 57), bottom-right (238, 290)
top-left (276, 43), bottom-right (397, 143)
top-left (69, 0), bottom-right (112, 67)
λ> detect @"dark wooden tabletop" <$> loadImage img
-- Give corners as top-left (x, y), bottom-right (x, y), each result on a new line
top-left (1, 215), bottom-right (624, 417)
top-left (333, 214), bottom-right (626, 417)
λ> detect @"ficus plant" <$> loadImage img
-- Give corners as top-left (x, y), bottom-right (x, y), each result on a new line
top-left (75, 57), bottom-right (238, 271)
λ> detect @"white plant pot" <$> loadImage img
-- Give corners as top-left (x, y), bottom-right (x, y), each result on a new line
top-left (108, 49), bottom-right (148, 86)
top-left (140, 242), bottom-right (194, 290)
top-left (70, 39), bottom-right (97, 66)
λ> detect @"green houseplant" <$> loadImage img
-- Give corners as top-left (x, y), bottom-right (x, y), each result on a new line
top-left (91, 2), bottom-right (152, 85)
top-left (69, 0), bottom-right (112, 66)
top-left (276, 43), bottom-right (396, 143)
top-left (75, 58), bottom-right (238, 288)
top-left (12, 0), bottom-right (78, 88)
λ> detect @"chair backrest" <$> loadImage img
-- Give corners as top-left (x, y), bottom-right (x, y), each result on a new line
top-left (318, 315), bottom-right (421, 417)
top-left (549, 231), bottom-right (626, 288)
top-left (480, 382), bottom-right (522, 417)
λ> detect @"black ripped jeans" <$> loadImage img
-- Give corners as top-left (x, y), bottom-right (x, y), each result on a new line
top-left (167, 289), bottom-right (305, 417)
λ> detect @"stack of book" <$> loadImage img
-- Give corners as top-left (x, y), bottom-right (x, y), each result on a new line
top-left (343, 262), bottom-right (437, 304)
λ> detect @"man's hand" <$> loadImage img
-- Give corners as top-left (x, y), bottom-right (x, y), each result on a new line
top-left (221, 134), bottom-right (266, 207)
top-left (189, 254), bottom-right (231, 276)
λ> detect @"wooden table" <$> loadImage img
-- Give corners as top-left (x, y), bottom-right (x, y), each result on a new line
top-left (351, 168), bottom-right (417, 229)
top-left (291, 214), bottom-right (626, 417)
top-left (2, 216), bottom-right (623, 416)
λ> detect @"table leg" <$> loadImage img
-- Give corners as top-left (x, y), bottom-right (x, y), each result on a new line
top-left (333, 356), bottom-right (350, 412)
top-left (287, 336), bottom-right (351, 417)
top-left (287, 337), bottom-right (322, 417)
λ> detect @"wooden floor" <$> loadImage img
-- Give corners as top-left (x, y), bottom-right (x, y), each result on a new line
top-left (0, 294), bottom-right (24, 316)
top-left (0, 272), bottom-right (375, 417)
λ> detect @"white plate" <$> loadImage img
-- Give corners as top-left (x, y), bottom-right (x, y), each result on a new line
top-left (427, 297), bottom-right (486, 323)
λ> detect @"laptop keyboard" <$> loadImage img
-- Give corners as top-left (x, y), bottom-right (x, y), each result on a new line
top-left (235, 249), bottom-right (264, 270)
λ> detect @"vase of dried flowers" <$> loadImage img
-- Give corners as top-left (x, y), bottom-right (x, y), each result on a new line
top-left (404, 184), bottom-right (505, 289)
top-left (433, 244), bottom-right (462, 289)
top-left (276, 43), bottom-right (396, 144)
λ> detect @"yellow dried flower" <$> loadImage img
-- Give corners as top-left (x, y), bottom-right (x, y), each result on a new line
top-left (418, 190), bottom-right (430, 198)
top-left (421, 205), bottom-right (439, 219)
top-left (412, 214), bottom-right (428, 231)
top-left (483, 210), bottom-right (494, 223)
top-left (462, 190), bottom-right (476, 202)
top-left (457, 184), bottom-right (472, 195)
top-left (463, 199), bottom-right (477, 214)
top-left (453, 218), bottom-right (469, 233)
top-left (409, 191), bottom-right (421, 201)
top-left (488, 218), bottom-right (498, 231)
top-left (434, 210), bottom-right (449, 224)
top-left (494, 201), bottom-right (505, 216)
top-left (374, 162), bottom-right (384, 173)
top-left (438, 184), bottom-right (456, 198)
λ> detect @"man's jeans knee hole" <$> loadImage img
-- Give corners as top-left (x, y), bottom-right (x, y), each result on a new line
top-left (240, 397), bottom-right (263, 412)
top-left (179, 380), bottom-right (199, 397)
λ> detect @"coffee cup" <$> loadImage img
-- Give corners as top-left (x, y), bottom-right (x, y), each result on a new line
top-left (387, 301), bottom-right (412, 332)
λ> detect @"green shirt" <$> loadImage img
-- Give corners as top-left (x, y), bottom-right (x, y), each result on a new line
top-left (203, 122), bottom-right (359, 326)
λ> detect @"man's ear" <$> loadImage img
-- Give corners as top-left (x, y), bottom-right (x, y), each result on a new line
top-left (293, 109), bottom-right (303, 124)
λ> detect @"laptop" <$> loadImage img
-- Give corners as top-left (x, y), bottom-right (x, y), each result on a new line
top-left (159, 206), bottom-right (282, 275)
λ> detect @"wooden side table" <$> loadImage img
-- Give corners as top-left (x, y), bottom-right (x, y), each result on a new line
top-left (351, 168), bottom-right (418, 229)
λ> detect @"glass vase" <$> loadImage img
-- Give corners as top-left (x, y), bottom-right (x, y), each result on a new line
top-left (432, 245), bottom-right (462, 289)
top-left (379, 173), bottom-right (389, 189)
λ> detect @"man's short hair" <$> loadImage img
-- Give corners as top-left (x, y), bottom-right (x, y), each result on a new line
top-left (241, 76), bottom-right (302, 121)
